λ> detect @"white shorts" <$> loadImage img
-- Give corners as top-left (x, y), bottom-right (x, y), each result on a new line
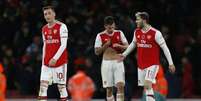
top-left (101, 60), bottom-right (125, 88)
top-left (138, 65), bottom-right (159, 86)
top-left (40, 64), bottom-right (67, 85)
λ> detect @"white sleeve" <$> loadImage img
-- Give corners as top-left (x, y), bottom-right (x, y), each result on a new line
top-left (42, 33), bottom-right (45, 65)
top-left (155, 30), bottom-right (165, 45)
top-left (160, 43), bottom-right (174, 65)
top-left (156, 31), bottom-right (174, 65)
top-left (132, 31), bottom-right (137, 43)
top-left (94, 34), bottom-right (102, 48)
top-left (52, 24), bottom-right (68, 60)
top-left (122, 31), bottom-right (136, 56)
top-left (120, 31), bottom-right (128, 44)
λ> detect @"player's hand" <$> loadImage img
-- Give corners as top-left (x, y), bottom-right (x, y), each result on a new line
top-left (49, 58), bottom-right (57, 66)
top-left (117, 54), bottom-right (125, 62)
top-left (169, 64), bottom-right (176, 74)
top-left (104, 39), bottom-right (111, 47)
top-left (113, 43), bottom-right (121, 48)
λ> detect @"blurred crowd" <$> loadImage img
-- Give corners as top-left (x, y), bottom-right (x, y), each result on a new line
top-left (0, 0), bottom-right (201, 99)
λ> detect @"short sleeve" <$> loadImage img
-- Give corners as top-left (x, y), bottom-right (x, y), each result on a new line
top-left (94, 34), bottom-right (102, 48)
top-left (120, 31), bottom-right (128, 44)
top-left (60, 24), bottom-right (68, 38)
top-left (155, 30), bottom-right (165, 45)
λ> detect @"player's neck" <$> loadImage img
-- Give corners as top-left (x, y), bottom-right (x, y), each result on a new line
top-left (142, 24), bottom-right (151, 33)
top-left (48, 20), bottom-right (56, 27)
top-left (105, 30), bottom-right (114, 36)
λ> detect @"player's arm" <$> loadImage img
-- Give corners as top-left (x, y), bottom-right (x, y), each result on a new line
top-left (155, 31), bottom-right (175, 73)
top-left (113, 31), bottom-right (129, 50)
top-left (122, 31), bottom-right (137, 57)
top-left (52, 24), bottom-right (68, 61)
top-left (94, 34), bottom-right (111, 55)
top-left (42, 31), bottom-right (46, 65)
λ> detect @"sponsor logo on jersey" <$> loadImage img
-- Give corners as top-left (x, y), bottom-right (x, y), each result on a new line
top-left (46, 39), bottom-right (59, 44)
top-left (137, 43), bottom-right (152, 48)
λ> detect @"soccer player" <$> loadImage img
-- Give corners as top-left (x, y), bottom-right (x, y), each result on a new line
top-left (94, 16), bottom-right (128, 101)
top-left (118, 12), bottom-right (176, 101)
top-left (38, 6), bottom-right (68, 101)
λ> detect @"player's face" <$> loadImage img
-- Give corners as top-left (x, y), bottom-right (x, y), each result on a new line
top-left (43, 9), bottom-right (55, 23)
top-left (104, 23), bottom-right (115, 34)
top-left (135, 16), bottom-right (144, 28)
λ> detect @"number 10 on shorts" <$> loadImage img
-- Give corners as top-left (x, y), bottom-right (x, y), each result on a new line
top-left (57, 72), bottom-right (64, 80)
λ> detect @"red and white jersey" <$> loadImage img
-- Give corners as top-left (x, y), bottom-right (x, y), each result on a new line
top-left (42, 21), bottom-right (68, 67)
top-left (133, 27), bottom-right (165, 69)
top-left (94, 30), bottom-right (128, 52)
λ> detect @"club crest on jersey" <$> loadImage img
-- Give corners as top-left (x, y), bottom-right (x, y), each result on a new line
top-left (117, 36), bottom-right (119, 40)
top-left (137, 35), bottom-right (140, 38)
top-left (53, 29), bottom-right (57, 34)
top-left (44, 31), bottom-right (47, 35)
top-left (147, 35), bottom-right (152, 39)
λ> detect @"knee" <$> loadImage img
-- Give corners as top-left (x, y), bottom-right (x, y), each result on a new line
top-left (116, 82), bottom-right (124, 91)
top-left (144, 80), bottom-right (152, 90)
top-left (106, 87), bottom-right (113, 96)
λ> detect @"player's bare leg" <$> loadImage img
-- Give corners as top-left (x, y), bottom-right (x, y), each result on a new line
top-left (57, 84), bottom-right (68, 101)
top-left (144, 80), bottom-right (155, 101)
top-left (116, 82), bottom-right (124, 101)
top-left (106, 87), bottom-right (114, 101)
top-left (38, 80), bottom-right (49, 101)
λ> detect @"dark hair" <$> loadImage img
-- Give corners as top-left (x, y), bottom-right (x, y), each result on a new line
top-left (135, 12), bottom-right (149, 22)
top-left (104, 16), bottom-right (115, 25)
top-left (42, 5), bottom-right (55, 12)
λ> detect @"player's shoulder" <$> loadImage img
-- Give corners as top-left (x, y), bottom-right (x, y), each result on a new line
top-left (97, 30), bottom-right (106, 36)
top-left (56, 21), bottom-right (67, 27)
top-left (135, 28), bottom-right (141, 31)
top-left (114, 30), bottom-right (124, 34)
top-left (42, 24), bottom-right (48, 30)
top-left (150, 27), bottom-right (161, 34)
top-left (114, 29), bottom-right (122, 32)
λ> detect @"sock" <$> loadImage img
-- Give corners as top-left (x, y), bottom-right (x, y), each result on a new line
top-left (107, 95), bottom-right (114, 101)
top-left (145, 88), bottom-right (155, 101)
top-left (38, 83), bottom-right (48, 101)
top-left (116, 93), bottom-right (124, 101)
top-left (58, 85), bottom-right (68, 100)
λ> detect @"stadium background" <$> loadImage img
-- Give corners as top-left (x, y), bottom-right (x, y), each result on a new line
top-left (0, 0), bottom-right (201, 100)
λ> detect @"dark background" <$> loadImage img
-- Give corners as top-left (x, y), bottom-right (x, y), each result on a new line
top-left (0, 0), bottom-right (201, 99)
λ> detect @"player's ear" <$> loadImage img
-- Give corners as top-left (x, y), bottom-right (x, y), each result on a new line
top-left (104, 24), bottom-right (107, 29)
